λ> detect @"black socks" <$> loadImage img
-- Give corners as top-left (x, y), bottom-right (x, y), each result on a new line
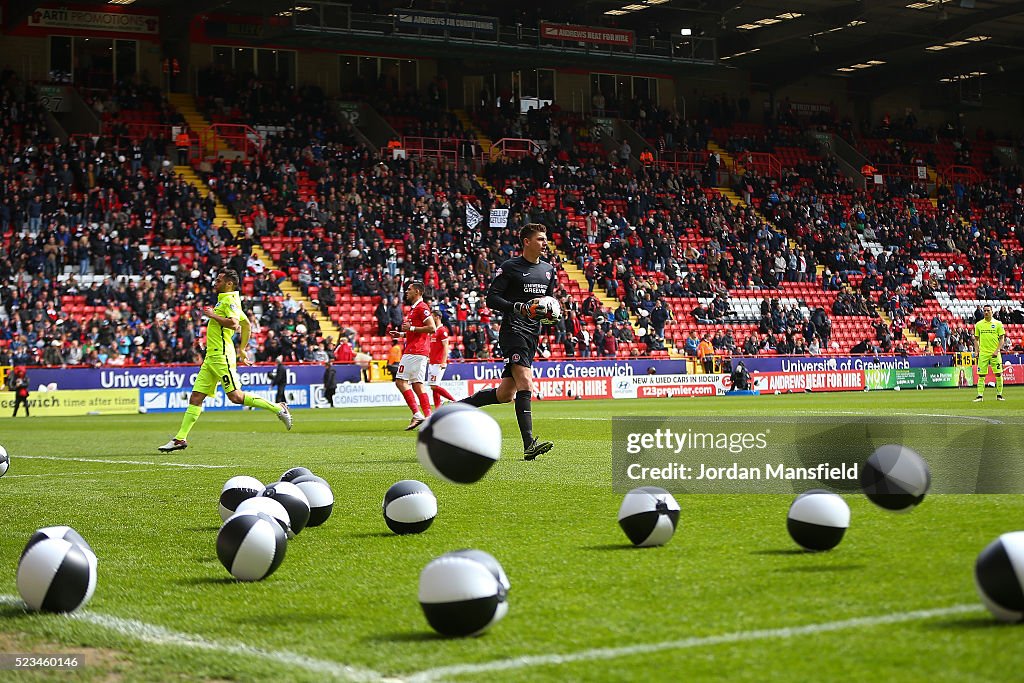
top-left (462, 388), bottom-right (534, 450)
top-left (514, 390), bottom-right (533, 450)
top-left (461, 388), bottom-right (500, 408)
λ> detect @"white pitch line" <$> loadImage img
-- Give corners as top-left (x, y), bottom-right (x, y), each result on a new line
top-left (15, 455), bottom-right (231, 469)
top-left (790, 410), bottom-right (1005, 424)
top-left (404, 604), bottom-right (984, 682)
top-left (892, 411), bottom-right (1004, 425)
top-left (548, 411), bottom-right (1004, 424)
top-left (0, 596), bottom-right (385, 682)
top-left (3, 468), bottom-right (171, 479)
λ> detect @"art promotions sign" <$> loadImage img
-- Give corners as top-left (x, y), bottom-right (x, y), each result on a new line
top-left (25, 5), bottom-right (160, 37)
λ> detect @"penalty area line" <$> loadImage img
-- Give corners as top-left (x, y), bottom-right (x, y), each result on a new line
top-left (15, 455), bottom-right (232, 469)
top-left (404, 604), bottom-right (984, 682)
top-left (0, 595), bottom-right (384, 682)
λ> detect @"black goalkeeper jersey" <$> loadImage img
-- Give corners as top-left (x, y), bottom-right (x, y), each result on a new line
top-left (487, 256), bottom-right (557, 337)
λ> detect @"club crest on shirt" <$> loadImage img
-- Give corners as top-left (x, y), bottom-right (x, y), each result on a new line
top-left (545, 271), bottom-right (551, 280)
top-left (494, 267), bottom-right (503, 277)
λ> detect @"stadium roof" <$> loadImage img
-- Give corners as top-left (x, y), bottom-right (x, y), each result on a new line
top-left (8, 0), bottom-right (1024, 94)
top-left (585, 0), bottom-right (1024, 93)
top-left (708, 0), bottom-right (1024, 93)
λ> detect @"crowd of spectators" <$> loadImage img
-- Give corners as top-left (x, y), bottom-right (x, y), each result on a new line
top-left (0, 71), bottom-right (334, 367)
top-left (6, 69), bottom-right (1024, 368)
top-left (198, 120), bottom-right (576, 358)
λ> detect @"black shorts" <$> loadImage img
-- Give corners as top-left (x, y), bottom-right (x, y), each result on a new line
top-left (500, 330), bottom-right (538, 378)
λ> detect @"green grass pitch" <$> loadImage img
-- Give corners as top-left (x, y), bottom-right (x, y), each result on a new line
top-left (1, 388), bottom-right (1022, 682)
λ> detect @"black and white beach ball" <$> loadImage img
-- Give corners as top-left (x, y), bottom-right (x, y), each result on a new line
top-left (294, 478), bottom-right (334, 527)
top-left (617, 486), bottom-right (681, 547)
top-left (383, 480), bottom-right (437, 534)
top-left (21, 526), bottom-right (94, 560)
top-left (263, 481), bottom-right (310, 535)
top-left (787, 490), bottom-right (850, 551)
top-left (417, 404), bottom-right (502, 484)
top-left (235, 496), bottom-right (293, 538)
top-left (975, 531), bottom-right (1024, 622)
top-left (860, 444), bottom-right (931, 511)
top-left (280, 467), bottom-right (314, 483)
top-left (219, 475), bottom-right (265, 521)
top-left (419, 549), bottom-right (510, 637)
top-left (17, 537), bottom-right (97, 612)
top-left (217, 512), bottom-right (287, 582)
top-left (292, 473), bottom-right (330, 487)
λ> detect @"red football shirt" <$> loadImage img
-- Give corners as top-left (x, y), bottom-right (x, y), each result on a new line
top-left (403, 300), bottom-right (432, 356)
top-left (429, 326), bottom-right (450, 364)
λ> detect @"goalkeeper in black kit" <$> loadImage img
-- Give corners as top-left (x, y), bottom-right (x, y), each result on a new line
top-left (461, 223), bottom-right (556, 460)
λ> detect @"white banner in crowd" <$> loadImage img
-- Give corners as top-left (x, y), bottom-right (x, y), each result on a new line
top-left (489, 208), bottom-right (509, 227)
top-left (466, 204), bottom-right (483, 229)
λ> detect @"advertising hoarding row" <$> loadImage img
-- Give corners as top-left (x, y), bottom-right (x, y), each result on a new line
top-left (2, 358), bottom-right (1011, 417)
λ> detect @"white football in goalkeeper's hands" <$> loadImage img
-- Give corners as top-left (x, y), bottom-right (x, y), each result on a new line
top-left (536, 296), bottom-right (562, 324)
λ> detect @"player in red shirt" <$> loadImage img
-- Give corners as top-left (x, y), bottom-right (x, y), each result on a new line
top-left (390, 281), bottom-right (436, 430)
top-left (427, 309), bottom-right (456, 409)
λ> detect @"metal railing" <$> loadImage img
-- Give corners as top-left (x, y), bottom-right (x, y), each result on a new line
top-left (872, 164), bottom-right (931, 181)
top-left (938, 164), bottom-right (983, 186)
top-left (201, 124), bottom-right (264, 161)
top-left (489, 137), bottom-right (541, 160)
top-left (732, 151), bottom-right (782, 180)
top-left (101, 122), bottom-right (173, 142)
top-left (399, 136), bottom-right (461, 164)
top-left (655, 150), bottom-right (706, 173)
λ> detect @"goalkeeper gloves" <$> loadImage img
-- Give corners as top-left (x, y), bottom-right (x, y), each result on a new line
top-left (514, 301), bottom-right (538, 319)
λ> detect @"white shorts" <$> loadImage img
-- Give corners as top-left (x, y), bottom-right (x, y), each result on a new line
top-left (427, 364), bottom-right (446, 385)
top-left (396, 354), bottom-right (428, 383)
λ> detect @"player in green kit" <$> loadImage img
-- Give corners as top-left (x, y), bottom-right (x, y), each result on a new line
top-left (158, 269), bottom-right (293, 452)
top-left (973, 304), bottom-right (1006, 402)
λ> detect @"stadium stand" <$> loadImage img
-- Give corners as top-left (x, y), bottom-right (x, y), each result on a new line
top-left (0, 73), bottom-right (334, 367)
top-left (5, 56), bottom-right (1024, 369)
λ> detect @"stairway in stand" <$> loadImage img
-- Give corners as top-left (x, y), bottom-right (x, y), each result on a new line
top-left (707, 140), bottom-right (742, 176)
top-left (454, 109), bottom-right (493, 159)
top-left (707, 143), bottom-right (764, 218)
top-left (167, 93), bottom-right (232, 158)
top-left (712, 153), bottom-right (798, 249)
top-left (716, 186), bottom-right (746, 209)
top-left (455, 110), bottom-right (500, 195)
top-left (875, 305), bottom-right (928, 352)
top-left (173, 165), bottom-right (341, 340)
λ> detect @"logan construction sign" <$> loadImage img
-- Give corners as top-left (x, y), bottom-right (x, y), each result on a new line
top-left (539, 22), bottom-right (634, 48)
